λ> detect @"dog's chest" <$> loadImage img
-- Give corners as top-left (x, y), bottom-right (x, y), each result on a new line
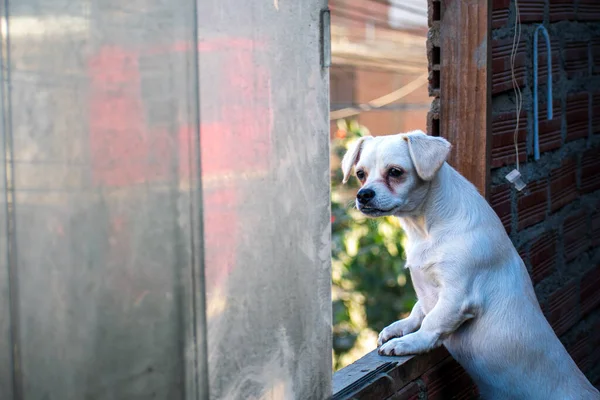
top-left (404, 237), bottom-right (441, 313)
top-left (408, 265), bottom-right (440, 315)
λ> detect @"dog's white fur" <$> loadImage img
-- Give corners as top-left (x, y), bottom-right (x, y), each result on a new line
top-left (341, 131), bottom-right (599, 399)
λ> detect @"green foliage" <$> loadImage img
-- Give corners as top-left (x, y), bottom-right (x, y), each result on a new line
top-left (331, 120), bottom-right (415, 370)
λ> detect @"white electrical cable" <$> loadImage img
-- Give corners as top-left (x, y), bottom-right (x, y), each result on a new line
top-left (505, 0), bottom-right (528, 191)
top-left (510, 0), bottom-right (523, 172)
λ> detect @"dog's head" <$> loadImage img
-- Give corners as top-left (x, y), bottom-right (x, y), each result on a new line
top-left (341, 130), bottom-right (451, 217)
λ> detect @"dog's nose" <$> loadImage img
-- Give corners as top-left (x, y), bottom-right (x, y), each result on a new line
top-left (357, 188), bottom-right (375, 204)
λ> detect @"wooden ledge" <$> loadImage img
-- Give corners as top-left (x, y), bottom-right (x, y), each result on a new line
top-left (332, 347), bottom-right (450, 400)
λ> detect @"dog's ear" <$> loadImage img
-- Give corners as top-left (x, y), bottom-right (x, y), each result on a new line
top-left (405, 132), bottom-right (451, 181)
top-left (341, 136), bottom-right (371, 183)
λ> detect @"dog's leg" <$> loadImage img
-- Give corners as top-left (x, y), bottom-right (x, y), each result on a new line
top-left (378, 289), bottom-right (475, 356)
top-left (377, 301), bottom-right (425, 346)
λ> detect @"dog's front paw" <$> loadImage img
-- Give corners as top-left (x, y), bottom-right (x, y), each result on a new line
top-left (377, 338), bottom-right (414, 357)
top-left (377, 319), bottom-right (417, 346)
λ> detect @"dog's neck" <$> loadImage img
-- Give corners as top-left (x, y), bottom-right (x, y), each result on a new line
top-left (397, 163), bottom-right (477, 240)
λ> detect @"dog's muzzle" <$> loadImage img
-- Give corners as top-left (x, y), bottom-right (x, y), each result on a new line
top-left (356, 188), bottom-right (375, 205)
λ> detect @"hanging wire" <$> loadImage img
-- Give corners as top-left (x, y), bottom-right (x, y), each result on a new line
top-left (510, 0), bottom-right (523, 171)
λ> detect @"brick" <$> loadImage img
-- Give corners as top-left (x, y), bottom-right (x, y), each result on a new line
top-left (429, 69), bottom-right (440, 97)
top-left (518, 246), bottom-right (529, 266)
top-left (581, 265), bottom-right (600, 317)
top-left (529, 231), bottom-right (558, 284)
top-left (591, 319), bottom-right (600, 366)
top-left (353, 374), bottom-right (396, 399)
top-left (389, 381), bottom-right (420, 400)
top-left (580, 148), bottom-right (600, 194)
top-left (428, 0), bottom-right (441, 27)
top-left (519, 0), bottom-right (546, 23)
top-left (593, 206), bottom-right (600, 247)
top-left (564, 41), bottom-right (589, 79)
top-left (422, 358), bottom-right (478, 400)
top-left (517, 179), bottom-right (548, 230)
top-left (428, 45), bottom-right (441, 68)
top-left (537, 100), bottom-right (563, 153)
top-left (549, 0), bottom-right (576, 21)
top-left (563, 211), bottom-right (590, 262)
top-left (535, 38), bottom-right (561, 86)
top-left (492, 38), bottom-right (526, 94)
top-left (549, 159), bottom-right (578, 212)
top-left (491, 111), bottom-right (527, 168)
top-left (592, 40), bottom-right (600, 75)
top-left (490, 184), bottom-right (512, 234)
top-left (427, 111), bottom-right (440, 137)
top-left (566, 93), bottom-right (589, 142)
top-left (577, 0), bottom-right (600, 21)
top-left (593, 93), bottom-right (600, 135)
top-left (544, 280), bottom-right (580, 336)
top-left (492, 0), bottom-right (510, 28)
top-left (567, 332), bottom-right (591, 373)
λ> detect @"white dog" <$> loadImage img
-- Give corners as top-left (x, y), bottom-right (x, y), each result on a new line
top-left (341, 131), bottom-right (599, 399)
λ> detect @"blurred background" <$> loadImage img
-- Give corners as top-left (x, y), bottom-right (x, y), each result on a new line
top-left (328, 0), bottom-right (429, 370)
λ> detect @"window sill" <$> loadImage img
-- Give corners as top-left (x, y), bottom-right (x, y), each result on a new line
top-left (332, 347), bottom-right (450, 400)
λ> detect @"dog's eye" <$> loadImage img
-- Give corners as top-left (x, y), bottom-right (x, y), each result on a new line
top-left (388, 168), bottom-right (404, 178)
top-left (356, 170), bottom-right (365, 180)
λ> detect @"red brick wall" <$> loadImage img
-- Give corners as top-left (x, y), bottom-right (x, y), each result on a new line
top-left (487, 0), bottom-right (600, 390)
top-left (355, 69), bottom-right (429, 135)
top-left (370, 354), bottom-right (480, 400)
